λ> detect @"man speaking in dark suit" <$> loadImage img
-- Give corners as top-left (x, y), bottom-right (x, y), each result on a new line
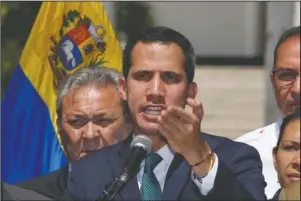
top-left (64, 26), bottom-right (266, 200)
top-left (17, 67), bottom-right (132, 200)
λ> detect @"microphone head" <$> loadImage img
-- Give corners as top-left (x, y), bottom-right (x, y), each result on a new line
top-left (130, 135), bottom-right (152, 155)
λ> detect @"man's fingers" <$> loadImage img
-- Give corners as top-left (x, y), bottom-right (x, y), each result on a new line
top-left (166, 106), bottom-right (196, 123)
top-left (187, 97), bottom-right (204, 121)
top-left (157, 114), bottom-right (173, 139)
top-left (160, 109), bottom-right (186, 133)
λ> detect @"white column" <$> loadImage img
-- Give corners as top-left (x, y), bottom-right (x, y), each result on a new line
top-left (293, 1), bottom-right (300, 26)
top-left (244, 2), bottom-right (264, 56)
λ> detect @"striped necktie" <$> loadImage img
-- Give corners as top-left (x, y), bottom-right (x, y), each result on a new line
top-left (141, 152), bottom-right (163, 201)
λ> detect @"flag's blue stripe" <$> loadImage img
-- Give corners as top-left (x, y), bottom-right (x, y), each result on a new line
top-left (1, 65), bottom-right (68, 184)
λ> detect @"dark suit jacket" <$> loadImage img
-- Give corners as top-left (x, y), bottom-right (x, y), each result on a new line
top-left (64, 133), bottom-right (266, 200)
top-left (17, 166), bottom-right (68, 200)
top-left (2, 182), bottom-right (54, 200)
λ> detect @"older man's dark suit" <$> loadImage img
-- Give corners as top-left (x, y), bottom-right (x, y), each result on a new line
top-left (2, 182), bottom-right (54, 200)
top-left (17, 166), bottom-right (68, 200)
top-left (64, 133), bottom-right (266, 200)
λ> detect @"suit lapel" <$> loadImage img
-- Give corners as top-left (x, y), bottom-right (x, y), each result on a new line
top-left (34, 166), bottom-right (68, 200)
top-left (118, 175), bottom-right (141, 200)
top-left (110, 134), bottom-right (141, 201)
top-left (163, 154), bottom-right (191, 200)
top-left (55, 166), bottom-right (68, 195)
top-left (202, 133), bottom-right (219, 150)
top-left (44, 166), bottom-right (68, 200)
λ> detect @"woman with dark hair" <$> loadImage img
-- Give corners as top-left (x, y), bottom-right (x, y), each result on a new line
top-left (272, 109), bottom-right (300, 200)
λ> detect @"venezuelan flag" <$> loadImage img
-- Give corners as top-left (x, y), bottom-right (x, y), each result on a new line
top-left (1, 2), bottom-right (122, 183)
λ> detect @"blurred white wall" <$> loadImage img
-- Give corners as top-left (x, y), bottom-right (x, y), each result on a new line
top-left (149, 2), bottom-right (264, 57)
top-left (104, 1), bottom-right (297, 58)
top-left (294, 1), bottom-right (300, 26)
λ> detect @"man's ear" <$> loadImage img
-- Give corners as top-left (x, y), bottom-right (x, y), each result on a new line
top-left (188, 81), bottom-right (197, 99)
top-left (118, 77), bottom-right (127, 101)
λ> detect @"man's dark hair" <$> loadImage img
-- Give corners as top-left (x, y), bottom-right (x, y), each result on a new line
top-left (122, 26), bottom-right (196, 83)
top-left (275, 109), bottom-right (300, 150)
top-left (273, 25), bottom-right (300, 66)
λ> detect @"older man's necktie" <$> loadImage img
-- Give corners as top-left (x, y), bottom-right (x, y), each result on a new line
top-left (140, 152), bottom-right (163, 201)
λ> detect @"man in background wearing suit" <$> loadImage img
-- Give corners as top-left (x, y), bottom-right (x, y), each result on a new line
top-left (64, 26), bottom-right (266, 200)
top-left (17, 67), bottom-right (132, 200)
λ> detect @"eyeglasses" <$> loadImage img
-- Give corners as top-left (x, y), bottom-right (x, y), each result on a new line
top-left (271, 68), bottom-right (300, 85)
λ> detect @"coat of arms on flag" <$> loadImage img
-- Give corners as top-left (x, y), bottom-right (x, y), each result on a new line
top-left (48, 10), bottom-right (108, 90)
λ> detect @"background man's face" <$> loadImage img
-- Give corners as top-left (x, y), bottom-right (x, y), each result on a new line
top-left (59, 84), bottom-right (129, 161)
top-left (271, 36), bottom-right (300, 117)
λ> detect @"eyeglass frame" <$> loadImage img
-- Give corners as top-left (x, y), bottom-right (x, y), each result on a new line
top-left (271, 67), bottom-right (300, 85)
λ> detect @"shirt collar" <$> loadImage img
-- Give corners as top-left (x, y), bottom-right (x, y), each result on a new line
top-left (156, 144), bottom-right (176, 166)
top-left (132, 133), bottom-right (175, 169)
top-left (138, 144), bottom-right (175, 173)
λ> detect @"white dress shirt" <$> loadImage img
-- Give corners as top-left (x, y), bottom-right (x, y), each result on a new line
top-left (136, 144), bottom-right (219, 196)
top-left (236, 116), bottom-right (282, 199)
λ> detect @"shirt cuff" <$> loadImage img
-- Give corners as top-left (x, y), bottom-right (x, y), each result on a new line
top-left (191, 153), bottom-right (219, 195)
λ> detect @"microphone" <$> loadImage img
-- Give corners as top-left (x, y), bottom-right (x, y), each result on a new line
top-left (96, 135), bottom-right (152, 201)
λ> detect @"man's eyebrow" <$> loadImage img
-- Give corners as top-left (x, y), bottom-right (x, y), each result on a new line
top-left (94, 112), bottom-right (119, 117)
top-left (163, 71), bottom-right (182, 74)
top-left (272, 67), bottom-right (298, 71)
top-left (132, 70), bottom-right (181, 74)
top-left (64, 112), bottom-right (120, 120)
top-left (63, 114), bottom-right (88, 120)
top-left (132, 70), bottom-right (153, 73)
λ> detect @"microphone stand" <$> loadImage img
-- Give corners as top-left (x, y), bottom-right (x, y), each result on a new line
top-left (96, 173), bottom-right (130, 201)
top-left (96, 139), bottom-right (150, 201)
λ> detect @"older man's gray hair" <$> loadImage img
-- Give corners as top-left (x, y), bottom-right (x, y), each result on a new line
top-left (56, 66), bottom-right (130, 122)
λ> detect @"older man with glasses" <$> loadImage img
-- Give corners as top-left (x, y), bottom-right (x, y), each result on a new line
top-left (236, 25), bottom-right (300, 199)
